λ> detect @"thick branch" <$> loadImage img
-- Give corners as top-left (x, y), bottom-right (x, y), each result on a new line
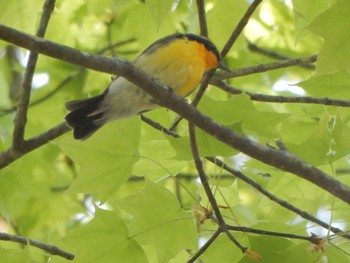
top-left (0, 25), bottom-right (350, 205)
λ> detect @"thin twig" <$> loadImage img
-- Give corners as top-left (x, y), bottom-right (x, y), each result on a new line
top-left (12, 0), bottom-right (55, 150)
top-left (189, 123), bottom-right (246, 252)
top-left (213, 80), bottom-right (350, 107)
top-left (187, 229), bottom-right (222, 263)
top-left (214, 55), bottom-right (317, 80)
top-left (220, 0), bottom-right (262, 58)
top-left (188, 124), bottom-right (225, 225)
top-left (97, 38), bottom-right (137, 55)
top-left (207, 157), bottom-right (350, 239)
top-left (226, 225), bottom-right (320, 243)
top-left (196, 0), bottom-right (208, 37)
top-left (0, 232), bottom-right (74, 260)
top-left (248, 42), bottom-right (316, 70)
top-left (106, 21), bottom-right (116, 57)
top-left (140, 114), bottom-right (180, 138)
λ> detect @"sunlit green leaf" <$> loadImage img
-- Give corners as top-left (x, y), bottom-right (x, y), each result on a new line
top-left (56, 119), bottom-right (140, 201)
top-left (308, 0), bottom-right (350, 74)
top-left (118, 180), bottom-right (197, 262)
top-left (298, 71), bottom-right (350, 99)
top-left (292, 0), bottom-right (336, 39)
top-left (63, 208), bottom-right (147, 263)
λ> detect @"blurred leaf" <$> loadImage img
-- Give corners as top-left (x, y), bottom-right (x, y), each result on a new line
top-left (0, 0), bottom-right (43, 33)
top-left (0, 247), bottom-right (31, 263)
top-left (118, 180), bottom-right (197, 262)
top-left (145, 0), bottom-right (174, 28)
top-left (63, 208), bottom-right (147, 263)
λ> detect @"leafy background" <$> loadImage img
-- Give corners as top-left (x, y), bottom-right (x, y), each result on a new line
top-left (1, 0), bottom-right (350, 262)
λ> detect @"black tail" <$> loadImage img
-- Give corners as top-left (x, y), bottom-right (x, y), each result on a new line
top-left (65, 94), bottom-right (106, 140)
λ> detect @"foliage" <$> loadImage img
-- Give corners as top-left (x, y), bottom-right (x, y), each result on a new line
top-left (1, 0), bottom-right (350, 262)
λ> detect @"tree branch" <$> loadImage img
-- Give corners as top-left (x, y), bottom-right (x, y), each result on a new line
top-left (213, 55), bottom-right (317, 80)
top-left (187, 229), bottom-right (222, 263)
top-left (207, 157), bottom-right (350, 239)
top-left (213, 79), bottom-right (350, 107)
top-left (189, 122), bottom-right (246, 253)
top-left (12, 0), bottom-right (55, 150)
top-left (0, 232), bottom-right (74, 260)
top-left (220, 0), bottom-right (262, 58)
top-left (225, 225), bottom-right (321, 243)
top-left (0, 123), bottom-right (71, 169)
top-left (196, 0), bottom-right (208, 37)
top-left (142, 117), bottom-right (350, 239)
top-left (1, 25), bottom-right (350, 206)
top-left (247, 42), bottom-right (316, 70)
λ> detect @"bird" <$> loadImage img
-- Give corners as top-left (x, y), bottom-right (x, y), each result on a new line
top-left (65, 33), bottom-right (227, 140)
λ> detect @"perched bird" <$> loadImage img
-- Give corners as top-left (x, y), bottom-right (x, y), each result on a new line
top-left (65, 33), bottom-right (226, 140)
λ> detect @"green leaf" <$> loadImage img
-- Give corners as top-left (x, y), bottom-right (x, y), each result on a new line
top-left (0, 169), bottom-right (27, 220)
top-left (200, 94), bottom-right (288, 139)
top-left (56, 119), bottom-right (140, 201)
top-left (298, 71), bottom-right (350, 99)
top-left (0, 0), bottom-right (43, 33)
top-left (292, 0), bottom-right (336, 38)
top-left (239, 236), bottom-right (294, 263)
top-left (118, 180), bottom-right (197, 262)
top-left (167, 135), bottom-right (193, 160)
top-left (0, 247), bottom-right (31, 263)
top-left (133, 139), bottom-right (190, 180)
top-left (168, 131), bottom-right (238, 160)
top-left (200, 234), bottom-right (243, 263)
top-left (285, 112), bottom-right (350, 165)
top-left (326, 244), bottom-right (350, 263)
top-left (281, 117), bottom-right (317, 144)
top-left (283, 243), bottom-right (317, 263)
top-left (199, 94), bottom-right (253, 126)
top-left (145, 0), bottom-right (174, 28)
top-left (63, 208), bottom-right (147, 263)
top-left (308, 0), bottom-right (350, 74)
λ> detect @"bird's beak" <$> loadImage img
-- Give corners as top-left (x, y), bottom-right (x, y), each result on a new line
top-left (218, 61), bottom-right (230, 72)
